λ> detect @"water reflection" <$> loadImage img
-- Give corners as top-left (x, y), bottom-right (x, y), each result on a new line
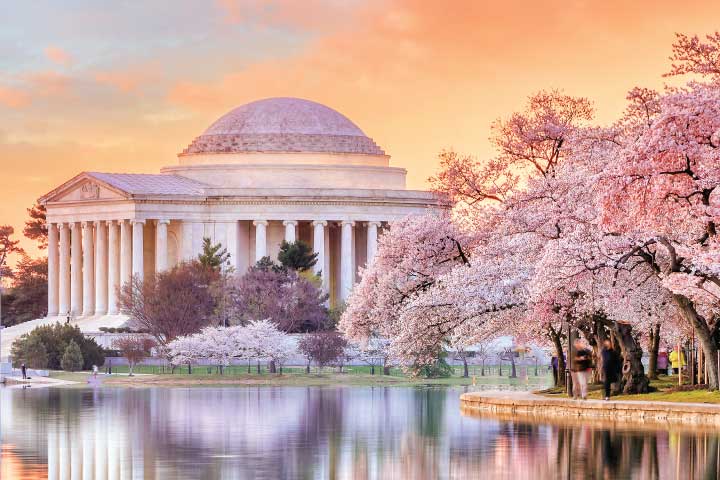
top-left (2, 386), bottom-right (719, 479)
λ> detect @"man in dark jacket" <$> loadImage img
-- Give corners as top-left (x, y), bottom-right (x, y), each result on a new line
top-left (601, 339), bottom-right (621, 401)
top-left (571, 339), bottom-right (593, 400)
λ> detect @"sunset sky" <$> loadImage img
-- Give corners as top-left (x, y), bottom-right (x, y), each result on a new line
top-left (1, 0), bottom-right (718, 258)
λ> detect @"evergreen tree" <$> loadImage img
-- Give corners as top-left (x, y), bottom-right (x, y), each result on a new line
top-left (22, 335), bottom-right (48, 369)
top-left (60, 340), bottom-right (84, 372)
top-left (252, 256), bottom-right (287, 274)
top-left (24, 203), bottom-right (48, 249)
top-left (278, 240), bottom-right (318, 272)
top-left (198, 237), bottom-right (231, 271)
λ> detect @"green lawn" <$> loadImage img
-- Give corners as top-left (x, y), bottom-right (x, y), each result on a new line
top-left (49, 364), bottom-right (553, 388)
top-left (539, 375), bottom-right (720, 404)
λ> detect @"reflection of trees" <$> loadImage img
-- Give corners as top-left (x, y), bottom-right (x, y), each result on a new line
top-left (5, 387), bottom-right (720, 479)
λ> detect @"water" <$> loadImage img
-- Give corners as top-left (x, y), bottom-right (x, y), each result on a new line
top-left (2, 386), bottom-right (719, 479)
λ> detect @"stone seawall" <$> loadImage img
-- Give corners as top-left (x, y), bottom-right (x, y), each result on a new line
top-left (460, 391), bottom-right (720, 427)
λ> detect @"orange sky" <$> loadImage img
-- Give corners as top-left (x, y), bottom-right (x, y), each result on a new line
top-left (1, 0), bottom-right (718, 260)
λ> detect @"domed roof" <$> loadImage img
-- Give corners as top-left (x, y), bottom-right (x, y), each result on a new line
top-left (181, 97), bottom-right (385, 156)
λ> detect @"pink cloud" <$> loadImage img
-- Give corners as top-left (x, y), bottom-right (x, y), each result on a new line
top-left (27, 71), bottom-right (71, 96)
top-left (44, 46), bottom-right (73, 66)
top-left (0, 86), bottom-right (31, 108)
top-left (95, 66), bottom-right (159, 93)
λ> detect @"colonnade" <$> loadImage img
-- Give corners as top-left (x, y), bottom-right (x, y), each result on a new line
top-left (46, 219), bottom-right (382, 318)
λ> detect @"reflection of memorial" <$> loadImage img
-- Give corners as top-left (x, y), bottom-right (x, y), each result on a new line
top-left (2, 387), bottom-right (720, 479)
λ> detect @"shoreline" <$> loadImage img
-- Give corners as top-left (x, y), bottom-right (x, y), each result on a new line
top-left (460, 390), bottom-right (720, 427)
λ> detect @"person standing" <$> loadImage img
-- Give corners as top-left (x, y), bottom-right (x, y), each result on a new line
top-left (21, 363), bottom-right (27, 380)
top-left (550, 355), bottom-right (559, 386)
top-left (571, 339), bottom-right (593, 400)
top-left (656, 348), bottom-right (669, 376)
top-left (669, 346), bottom-right (686, 375)
top-left (600, 339), bottom-right (621, 401)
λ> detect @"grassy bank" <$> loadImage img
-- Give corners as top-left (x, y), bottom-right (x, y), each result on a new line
top-left (538, 375), bottom-right (720, 404)
top-left (50, 366), bottom-right (552, 388)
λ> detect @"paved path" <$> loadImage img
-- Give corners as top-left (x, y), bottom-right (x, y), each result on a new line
top-left (2, 375), bottom-right (80, 389)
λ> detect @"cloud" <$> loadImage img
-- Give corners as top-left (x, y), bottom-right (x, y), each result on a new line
top-left (27, 71), bottom-right (72, 96)
top-left (95, 66), bottom-right (160, 93)
top-left (44, 46), bottom-right (73, 66)
top-left (0, 86), bottom-right (31, 109)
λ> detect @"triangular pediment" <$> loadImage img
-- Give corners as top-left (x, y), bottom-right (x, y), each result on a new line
top-left (40, 173), bottom-right (129, 204)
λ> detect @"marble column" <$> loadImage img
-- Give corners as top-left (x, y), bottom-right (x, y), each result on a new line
top-left (58, 223), bottom-right (71, 316)
top-left (312, 221), bottom-right (327, 285)
top-left (70, 222), bottom-right (83, 316)
top-left (340, 221), bottom-right (355, 302)
top-left (132, 220), bottom-right (144, 281)
top-left (47, 223), bottom-right (59, 316)
top-left (283, 220), bottom-right (297, 243)
top-left (366, 221), bottom-right (380, 266)
top-left (155, 219), bottom-right (169, 272)
top-left (82, 221), bottom-right (95, 316)
top-left (119, 220), bottom-right (132, 289)
top-left (107, 221), bottom-right (120, 315)
top-left (181, 220), bottom-right (193, 261)
top-left (225, 221), bottom-right (239, 272)
top-left (253, 220), bottom-right (267, 262)
top-left (94, 221), bottom-right (108, 315)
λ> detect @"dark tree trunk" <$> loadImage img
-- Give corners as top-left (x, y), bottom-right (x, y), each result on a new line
top-left (256, 361), bottom-right (261, 374)
top-left (305, 362), bottom-right (310, 374)
top-left (269, 360), bottom-right (276, 374)
top-left (648, 323), bottom-right (660, 380)
top-left (383, 365), bottom-right (390, 375)
top-left (674, 294), bottom-right (719, 389)
top-left (549, 324), bottom-right (565, 387)
top-left (612, 322), bottom-right (649, 394)
top-left (481, 359), bottom-right (485, 376)
top-left (187, 363), bottom-right (192, 374)
top-left (370, 364), bottom-right (375, 375)
top-left (462, 357), bottom-right (469, 378)
top-left (509, 354), bottom-right (517, 378)
top-left (247, 360), bottom-right (251, 373)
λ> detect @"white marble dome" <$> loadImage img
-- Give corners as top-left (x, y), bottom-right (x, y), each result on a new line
top-left (182, 97), bottom-right (384, 156)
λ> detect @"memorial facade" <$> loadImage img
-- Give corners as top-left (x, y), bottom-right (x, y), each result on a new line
top-left (40, 97), bottom-right (442, 319)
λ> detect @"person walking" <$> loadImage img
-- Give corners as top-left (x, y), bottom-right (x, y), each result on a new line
top-left (21, 363), bottom-right (27, 380)
top-left (600, 339), bottom-right (621, 401)
top-left (550, 355), bottom-right (559, 386)
top-left (570, 339), bottom-right (593, 400)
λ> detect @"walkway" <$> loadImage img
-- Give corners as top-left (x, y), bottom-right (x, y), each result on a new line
top-left (460, 390), bottom-right (720, 427)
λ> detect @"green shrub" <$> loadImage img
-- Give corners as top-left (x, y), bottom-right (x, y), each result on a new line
top-left (60, 340), bottom-right (84, 372)
top-left (11, 322), bottom-right (104, 370)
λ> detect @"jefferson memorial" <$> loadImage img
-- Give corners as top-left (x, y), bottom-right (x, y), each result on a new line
top-left (39, 97), bottom-right (441, 321)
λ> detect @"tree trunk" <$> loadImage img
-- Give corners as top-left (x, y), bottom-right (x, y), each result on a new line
top-left (462, 357), bottom-right (469, 378)
top-left (269, 360), bottom-right (276, 374)
top-left (549, 325), bottom-right (566, 387)
top-left (256, 361), bottom-right (261, 374)
top-left (674, 294), bottom-right (719, 389)
top-left (612, 322), bottom-right (649, 394)
top-left (481, 359), bottom-right (485, 376)
top-left (648, 323), bottom-right (660, 380)
top-left (129, 363), bottom-right (134, 377)
top-left (370, 364), bottom-right (375, 375)
top-left (305, 362), bottom-right (310, 374)
top-left (187, 363), bottom-right (192, 374)
top-left (383, 365), bottom-right (390, 375)
top-left (247, 360), bottom-right (251, 373)
top-left (509, 354), bottom-right (517, 378)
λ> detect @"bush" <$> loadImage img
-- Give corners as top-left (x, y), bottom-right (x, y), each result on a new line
top-left (11, 323), bottom-right (104, 370)
top-left (413, 350), bottom-right (454, 378)
top-left (60, 340), bottom-right (84, 372)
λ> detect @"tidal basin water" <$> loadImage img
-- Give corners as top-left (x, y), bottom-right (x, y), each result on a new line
top-left (2, 386), bottom-right (720, 479)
